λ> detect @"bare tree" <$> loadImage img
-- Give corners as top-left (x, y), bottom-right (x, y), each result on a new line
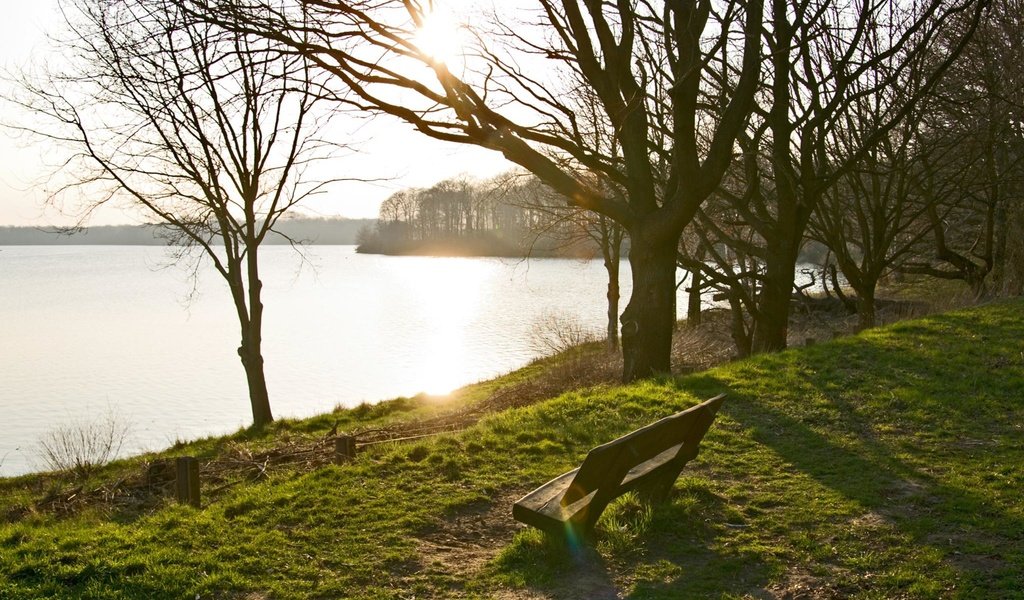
top-left (902, 0), bottom-right (1024, 297)
top-left (679, 194), bottom-right (766, 357)
top-left (499, 171), bottom-right (627, 349)
top-left (501, 65), bottom-right (631, 351)
top-left (691, 0), bottom-right (985, 353)
top-left (809, 94), bottom-right (947, 328)
top-left (182, 0), bottom-right (765, 382)
top-left (589, 213), bottom-right (626, 350)
top-left (6, 0), bottom-right (341, 427)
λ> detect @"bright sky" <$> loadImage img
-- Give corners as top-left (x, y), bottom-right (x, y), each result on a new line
top-left (0, 0), bottom-right (516, 226)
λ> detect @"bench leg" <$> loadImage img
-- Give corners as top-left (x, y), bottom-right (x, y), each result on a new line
top-left (635, 471), bottom-right (680, 504)
top-left (559, 493), bottom-right (615, 544)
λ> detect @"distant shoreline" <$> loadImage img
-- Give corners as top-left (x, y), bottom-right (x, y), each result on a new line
top-left (0, 218), bottom-right (376, 246)
top-left (355, 239), bottom-right (586, 259)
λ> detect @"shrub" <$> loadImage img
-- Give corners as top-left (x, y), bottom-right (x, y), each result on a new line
top-left (37, 410), bottom-right (131, 479)
top-left (529, 311), bottom-right (601, 356)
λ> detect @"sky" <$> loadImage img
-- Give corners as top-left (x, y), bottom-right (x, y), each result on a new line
top-left (0, 0), bottom-right (516, 226)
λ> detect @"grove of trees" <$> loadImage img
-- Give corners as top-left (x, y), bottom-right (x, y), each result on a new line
top-left (362, 170), bottom-right (628, 348)
top-left (9, 0), bottom-right (1023, 392)
top-left (361, 173), bottom-right (596, 256)
top-left (180, 0), bottom-right (1008, 375)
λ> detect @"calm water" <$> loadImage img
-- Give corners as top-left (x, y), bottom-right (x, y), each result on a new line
top-left (1, 245), bottom-right (697, 477)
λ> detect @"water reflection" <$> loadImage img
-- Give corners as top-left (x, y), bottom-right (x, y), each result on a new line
top-left (4, 246), bottom-right (814, 476)
top-left (407, 258), bottom-right (492, 395)
top-left (0, 246), bottom-right (644, 476)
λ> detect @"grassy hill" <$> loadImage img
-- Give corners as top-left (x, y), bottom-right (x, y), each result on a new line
top-left (1, 300), bottom-right (1022, 598)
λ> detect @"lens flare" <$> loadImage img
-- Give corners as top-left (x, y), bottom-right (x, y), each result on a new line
top-left (413, 10), bottom-right (463, 65)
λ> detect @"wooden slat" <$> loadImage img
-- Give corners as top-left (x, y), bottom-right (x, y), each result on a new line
top-left (619, 443), bottom-right (684, 489)
top-left (617, 393), bottom-right (725, 463)
top-left (560, 444), bottom-right (623, 506)
top-left (560, 394), bottom-right (725, 506)
top-left (512, 469), bottom-right (588, 533)
top-left (514, 469), bottom-right (577, 514)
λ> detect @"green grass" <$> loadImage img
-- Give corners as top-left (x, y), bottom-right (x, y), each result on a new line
top-left (2, 300), bottom-right (1023, 598)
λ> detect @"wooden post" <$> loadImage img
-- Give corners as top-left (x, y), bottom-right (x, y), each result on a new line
top-left (175, 457), bottom-right (200, 507)
top-left (334, 436), bottom-right (357, 464)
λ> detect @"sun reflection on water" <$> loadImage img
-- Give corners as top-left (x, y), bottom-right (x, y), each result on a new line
top-left (404, 258), bottom-right (493, 395)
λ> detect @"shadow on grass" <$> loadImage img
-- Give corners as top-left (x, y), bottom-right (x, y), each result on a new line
top-left (5, 558), bottom-right (192, 600)
top-left (491, 532), bottom-right (620, 599)
top-left (489, 481), bottom-right (771, 599)
top-left (619, 481), bottom-right (773, 599)
top-left (678, 332), bottom-right (1024, 596)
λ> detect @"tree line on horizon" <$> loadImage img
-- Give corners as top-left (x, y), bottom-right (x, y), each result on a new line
top-left (4, 0), bottom-right (1021, 428)
top-left (0, 217), bottom-right (375, 246)
top-left (356, 172), bottom-right (624, 259)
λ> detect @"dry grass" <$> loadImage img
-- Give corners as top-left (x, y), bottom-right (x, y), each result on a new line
top-left (529, 311), bottom-right (603, 355)
top-left (36, 411), bottom-right (131, 480)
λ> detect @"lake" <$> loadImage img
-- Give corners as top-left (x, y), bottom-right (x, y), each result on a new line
top-left (1, 245), bottom-right (698, 477)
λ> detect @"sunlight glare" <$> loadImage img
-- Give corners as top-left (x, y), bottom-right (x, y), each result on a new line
top-left (405, 258), bottom-right (493, 395)
top-left (413, 9), bottom-right (464, 65)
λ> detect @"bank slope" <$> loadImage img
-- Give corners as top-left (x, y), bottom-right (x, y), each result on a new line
top-left (1, 300), bottom-right (1022, 598)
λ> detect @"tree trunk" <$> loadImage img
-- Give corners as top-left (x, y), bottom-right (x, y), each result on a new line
top-left (969, 270), bottom-right (989, 300)
top-left (993, 200), bottom-right (1008, 292)
top-left (238, 331), bottom-right (273, 428)
top-left (620, 238), bottom-right (678, 381)
top-left (686, 268), bottom-right (703, 327)
top-left (855, 283), bottom-right (877, 329)
top-left (829, 265), bottom-right (857, 314)
top-left (231, 249), bottom-right (274, 428)
top-left (600, 219), bottom-right (623, 351)
top-left (751, 245), bottom-right (796, 353)
top-left (729, 296), bottom-right (752, 358)
top-left (605, 255), bottom-right (620, 351)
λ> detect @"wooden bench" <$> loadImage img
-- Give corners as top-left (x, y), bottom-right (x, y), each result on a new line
top-left (512, 393), bottom-right (726, 539)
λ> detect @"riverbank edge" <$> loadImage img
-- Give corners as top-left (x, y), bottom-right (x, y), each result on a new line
top-left (2, 298), bottom-right (1022, 598)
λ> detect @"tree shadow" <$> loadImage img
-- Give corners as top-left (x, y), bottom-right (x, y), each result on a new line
top-left (675, 359), bottom-right (1023, 595)
top-left (618, 483), bottom-right (773, 599)
top-left (491, 308), bottom-right (1024, 597)
top-left (490, 482), bottom-right (771, 599)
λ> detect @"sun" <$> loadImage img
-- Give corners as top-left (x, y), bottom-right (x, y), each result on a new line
top-left (412, 10), bottom-right (464, 65)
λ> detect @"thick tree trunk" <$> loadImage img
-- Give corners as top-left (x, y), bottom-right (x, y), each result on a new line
top-left (855, 283), bottom-right (877, 330)
top-left (751, 245), bottom-right (797, 353)
top-left (621, 238), bottom-right (678, 381)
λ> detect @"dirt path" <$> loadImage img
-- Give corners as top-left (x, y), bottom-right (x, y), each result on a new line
top-left (411, 490), bottom-right (625, 599)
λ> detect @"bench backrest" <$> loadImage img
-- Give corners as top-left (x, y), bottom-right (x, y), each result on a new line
top-left (561, 393), bottom-right (726, 506)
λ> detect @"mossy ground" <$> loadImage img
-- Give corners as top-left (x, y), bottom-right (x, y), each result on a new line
top-left (1, 300), bottom-right (1022, 598)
